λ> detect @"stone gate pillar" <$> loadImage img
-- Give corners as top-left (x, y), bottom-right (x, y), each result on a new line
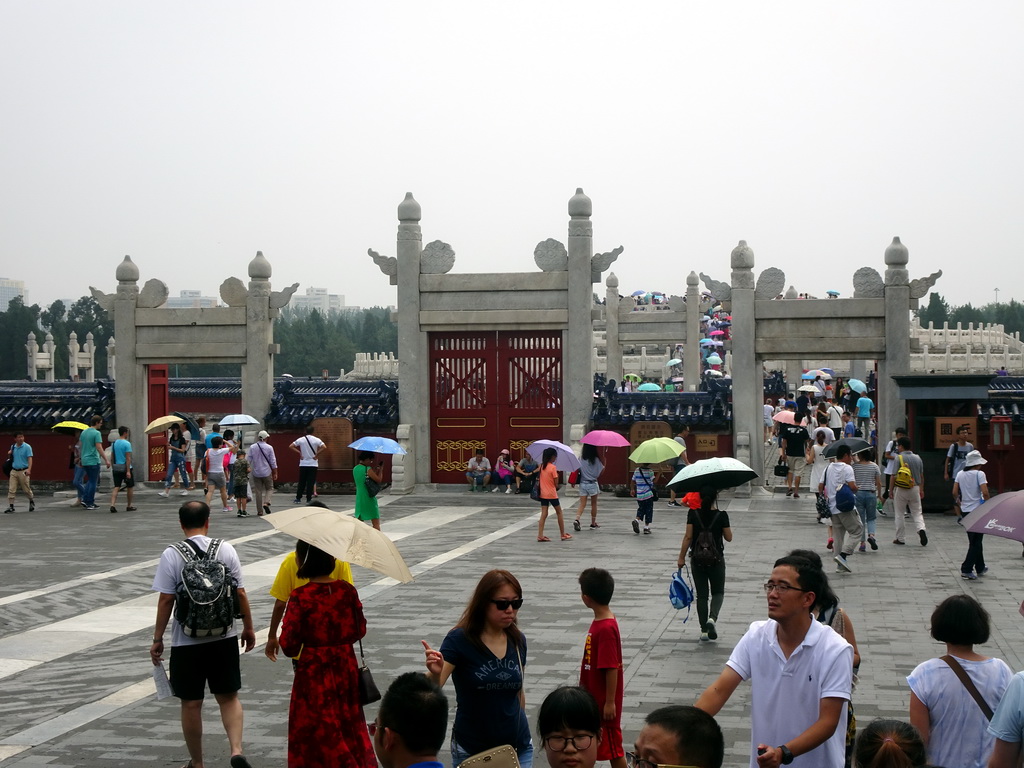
top-left (565, 188), bottom-right (595, 439)
top-left (730, 241), bottom-right (759, 495)
top-left (395, 193), bottom-right (429, 487)
top-left (879, 237), bottom-right (911, 448)
top-left (111, 257), bottom-right (145, 474)
top-left (684, 272), bottom-right (701, 391)
top-left (605, 272), bottom-right (622, 385)
top-left (243, 252), bottom-right (276, 428)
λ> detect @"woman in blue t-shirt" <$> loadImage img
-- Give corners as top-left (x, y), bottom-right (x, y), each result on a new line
top-left (422, 569), bottom-right (533, 768)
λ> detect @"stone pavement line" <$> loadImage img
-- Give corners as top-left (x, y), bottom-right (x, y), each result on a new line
top-left (0, 505), bottom-right (536, 762)
top-left (0, 503), bottom-right (481, 681)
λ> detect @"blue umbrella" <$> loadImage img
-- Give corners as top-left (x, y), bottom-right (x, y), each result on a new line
top-left (637, 382), bottom-right (663, 391)
top-left (700, 338), bottom-right (714, 345)
top-left (848, 379), bottom-right (868, 394)
top-left (631, 290), bottom-right (646, 296)
top-left (349, 436), bottom-right (407, 455)
top-left (801, 372), bottom-right (816, 380)
top-left (820, 368), bottom-right (835, 376)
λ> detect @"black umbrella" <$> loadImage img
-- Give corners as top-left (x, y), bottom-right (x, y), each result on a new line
top-left (822, 437), bottom-right (870, 459)
top-left (173, 411), bottom-right (202, 443)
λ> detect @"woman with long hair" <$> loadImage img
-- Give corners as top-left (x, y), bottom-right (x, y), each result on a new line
top-left (537, 447), bottom-right (570, 542)
top-left (677, 485), bottom-right (732, 643)
top-left (854, 719), bottom-right (927, 768)
top-left (573, 443), bottom-right (605, 531)
top-left (853, 448), bottom-right (882, 552)
top-left (538, 686), bottom-right (601, 768)
top-left (159, 423), bottom-right (191, 497)
top-left (279, 544), bottom-right (372, 768)
top-left (422, 570), bottom-right (533, 768)
top-left (808, 428), bottom-right (831, 542)
top-left (907, 594), bottom-right (1011, 768)
top-left (353, 451), bottom-right (383, 530)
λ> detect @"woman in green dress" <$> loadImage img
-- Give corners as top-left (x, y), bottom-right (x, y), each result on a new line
top-left (353, 451), bottom-right (383, 530)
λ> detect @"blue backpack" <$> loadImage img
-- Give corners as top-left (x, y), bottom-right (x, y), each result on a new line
top-left (669, 567), bottom-right (694, 622)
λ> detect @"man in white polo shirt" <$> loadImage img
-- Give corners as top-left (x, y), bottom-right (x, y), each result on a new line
top-left (695, 555), bottom-right (853, 767)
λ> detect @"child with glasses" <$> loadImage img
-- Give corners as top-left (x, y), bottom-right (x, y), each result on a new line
top-left (539, 686), bottom-right (601, 768)
top-left (578, 568), bottom-right (625, 768)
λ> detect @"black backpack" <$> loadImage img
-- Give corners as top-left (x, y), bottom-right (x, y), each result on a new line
top-left (691, 510), bottom-right (723, 568)
top-left (172, 538), bottom-right (238, 638)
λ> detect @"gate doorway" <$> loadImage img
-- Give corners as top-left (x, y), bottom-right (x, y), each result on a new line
top-left (429, 331), bottom-right (563, 483)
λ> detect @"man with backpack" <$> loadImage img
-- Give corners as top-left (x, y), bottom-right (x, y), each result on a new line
top-left (151, 501), bottom-right (256, 768)
top-left (819, 445), bottom-right (861, 574)
top-left (889, 436), bottom-right (927, 547)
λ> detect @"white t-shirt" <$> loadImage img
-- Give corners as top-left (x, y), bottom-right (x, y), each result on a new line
top-left (883, 440), bottom-right (899, 475)
top-left (727, 619), bottom-right (853, 768)
top-left (813, 426), bottom-right (835, 446)
top-left (151, 534), bottom-right (243, 647)
top-left (764, 404), bottom-right (774, 422)
top-left (292, 435), bottom-right (325, 467)
top-left (205, 447), bottom-right (231, 475)
top-left (908, 655), bottom-right (1012, 768)
top-left (955, 469), bottom-right (988, 515)
top-left (823, 461), bottom-right (856, 515)
top-left (826, 405), bottom-right (844, 429)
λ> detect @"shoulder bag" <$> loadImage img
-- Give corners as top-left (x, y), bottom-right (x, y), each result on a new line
top-left (940, 654), bottom-right (993, 719)
top-left (357, 638), bottom-right (381, 705)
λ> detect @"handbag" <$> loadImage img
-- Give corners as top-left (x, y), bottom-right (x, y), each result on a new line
top-left (773, 458), bottom-right (789, 478)
top-left (529, 479), bottom-right (540, 501)
top-left (460, 745), bottom-right (521, 768)
top-left (941, 654), bottom-right (993, 719)
top-left (356, 639), bottom-right (381, 705)
top-left (815, 493), bottom-right (832, 519)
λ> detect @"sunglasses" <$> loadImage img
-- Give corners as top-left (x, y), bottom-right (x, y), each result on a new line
top-left (491, 598), bottom-right (524, 611)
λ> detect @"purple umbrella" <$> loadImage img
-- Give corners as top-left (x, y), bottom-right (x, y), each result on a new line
top-left (962, 491), bottom-right (1024, 543)
top-left (581, 430), bottom-right (631, 448)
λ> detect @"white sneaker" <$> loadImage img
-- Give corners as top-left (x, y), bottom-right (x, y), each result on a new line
top-left (505, 487), bottom-right (511, 494)
top-left (179, 490), bottom-right (190, 496)
top-left (699, 632), bottom-right (711, 642)
top-left (157, 490), bottom-right (169, 498)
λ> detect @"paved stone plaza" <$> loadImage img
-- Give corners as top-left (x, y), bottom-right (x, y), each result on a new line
top-left (2, 484), bottom-right (1024, 767)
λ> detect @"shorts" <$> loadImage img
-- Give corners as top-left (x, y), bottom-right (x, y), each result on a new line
top-left (597, 723), bottom-right (624, 761)
top-left (169, 637), bottom-right (241, 700)
top-left (539, 497), bottom-right (560, 507)
top-left (578, 481), bottom-right (600, 497)
top-left (112, 468), bottom-right (135, 489)
top-left (233, 484), bottom-right (248, 498)
top-left (786, 456), bottom-right (807, 474)
top-left (206, 473), bottom-right (226, 489)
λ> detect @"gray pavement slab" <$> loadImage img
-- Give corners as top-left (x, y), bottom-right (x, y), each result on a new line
top-left (2, 484), bottom-right (1024, 767)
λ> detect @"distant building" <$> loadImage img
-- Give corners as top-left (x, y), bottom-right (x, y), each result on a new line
top-left (164, 290), bottom-right (220, 308)
top-left (0, 278), bottom-right (27, 311)
top-left (290, 286), bottom-right (347, 313)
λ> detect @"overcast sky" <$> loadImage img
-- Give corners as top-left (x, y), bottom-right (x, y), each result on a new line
top-left (2, 2), bottom-right (1021, 312)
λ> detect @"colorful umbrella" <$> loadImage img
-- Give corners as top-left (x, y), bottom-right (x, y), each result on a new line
top-left (623, 373), bottom-right (642, 383)
top-left (848, 379), bottom-right (868, 394)
top-left (773, 411), bottom-right (798, 425)
top-left (709, 330), bottom-right (725, 336)
top-left (349, 436), bottom-right (407, 455)
top-left (806, 369), bottom-right (832, 379)
top-left (666, 358), bottom-right (682, 367)
top-left (526, 439), bottom-right (581, 471)
top-left (144, 415), bottom-right (188, 434)
top-left (51, 420), bottom-right (89, 435)
top-left (962, 491), bottom-right (1024, 544)
top-left (581, 430), bottom-right (631, 448)
top-left (706, 354), bottom-right (723, 365)
top-left (638, 382), bottom-right (662, 391)
top-left (699, 338), bottom-right (715, 345)
top-left (629, 437), bottom-right (685, 464)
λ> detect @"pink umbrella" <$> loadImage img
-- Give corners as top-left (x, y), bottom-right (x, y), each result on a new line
top-left (709, 330), bottom-right (725, 336)
top-left (581, 430), bottom-right (631, 447)
top-left (772, 411), bottom-right (798, 425)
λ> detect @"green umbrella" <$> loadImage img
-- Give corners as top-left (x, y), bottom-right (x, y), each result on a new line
top-left (629, 437), bottom-right (685, 464)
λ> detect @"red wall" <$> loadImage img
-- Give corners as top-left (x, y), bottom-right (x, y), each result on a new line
top-left (2, 432), bottom-right (80, 483)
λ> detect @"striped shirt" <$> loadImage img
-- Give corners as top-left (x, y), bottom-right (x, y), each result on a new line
top-left (852, 461), bottom-right (880, 492)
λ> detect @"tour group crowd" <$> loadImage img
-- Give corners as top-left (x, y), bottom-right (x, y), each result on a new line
top-left (6, 389), bottom-right (1024, 768)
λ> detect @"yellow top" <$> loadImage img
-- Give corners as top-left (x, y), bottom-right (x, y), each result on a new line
top-left (269, 551), bottom-right (354, 602)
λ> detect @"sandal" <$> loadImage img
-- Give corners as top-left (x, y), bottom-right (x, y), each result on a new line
top-left (561, 533), bottom-right (573, 540)
top-left (126, 506), bottom-right (138, 511)
top-left (590, 522), bottom-right (601, 528)
top-left (537, 536), bottom-right (551, 542)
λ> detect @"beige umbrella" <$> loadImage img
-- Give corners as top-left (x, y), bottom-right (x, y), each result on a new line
top-left (144, 415), bottom-right (187, 434)
top-left (264, 506), bottom-right (414, 583)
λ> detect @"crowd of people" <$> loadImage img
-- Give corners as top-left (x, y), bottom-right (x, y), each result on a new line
top-left (147, 497), bottom-right (1024, 768)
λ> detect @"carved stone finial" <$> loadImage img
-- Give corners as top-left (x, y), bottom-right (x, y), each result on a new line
top-left (27, 331), bottom-right (36, 341)
top-left (852, 267), bottom-right (885, 298)
top-left (534, 238), bottom-right (568, 271)
top-left (421, 241), bottom-right (456, 274)
top-left (248, 251), bottom-right (272, 279)
top-left (784, 285), bottom-right (798, 299)
top-left (568, 187), bottom-right (592, 218)
top-left (591, 245), bottom-right (622, 282)
top-left (731, 240), bottom-right (755, 269)
top-left (116, 255), bottom-right (139, 282)
top-left (754, 267), bottom-right (786, 300)
top-left (667, 295), bottom-right (685, 311)
top-left (687, 271), bottom-right (699, 287)
top-left (606, 272), bottom-right (619, 289)
top-left (398, 192), bottom-right (421, 222)
top-left (885, 236), bottom-right (909, 266)
top-left (269, 283), bottom-right (300, 310)
top-left (89, 287), bottom-right (115, 313)
top-left (700, 273), bottom-right (732, 302)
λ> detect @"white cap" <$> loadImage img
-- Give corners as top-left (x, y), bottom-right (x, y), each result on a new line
top-left (257, 430), bottom-right (270, 439)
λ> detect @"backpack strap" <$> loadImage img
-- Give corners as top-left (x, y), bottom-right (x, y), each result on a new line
top-left (940, 655), bottom-right (994, 720)
top-left (173, 540), bottom-right (202, 562)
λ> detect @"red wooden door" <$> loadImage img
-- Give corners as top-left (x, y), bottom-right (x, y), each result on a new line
top-left (147, 365), bottom-right (170, 481)
top-left (429, 331), bottom-right (563, 483)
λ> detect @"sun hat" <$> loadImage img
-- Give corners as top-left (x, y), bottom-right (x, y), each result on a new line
top-left (964, 450), bottom-right (987, 467)
top-left (500, 448), bottom-right (510, 455)
top-left (257, 430), bottom-right (270, 439)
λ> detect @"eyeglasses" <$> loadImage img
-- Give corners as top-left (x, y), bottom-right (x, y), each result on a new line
top-left (762, 582), bottom-right (808, 594)
top-left (545, 734), bottom-right (594, 752)
top-left (625, 752), bottom-right (699, 768)
top-left (491, 598), bottom-right (524, 610)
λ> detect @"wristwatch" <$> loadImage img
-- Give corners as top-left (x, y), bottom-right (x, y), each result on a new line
top-left (778, 745), bottom-right (794, 765)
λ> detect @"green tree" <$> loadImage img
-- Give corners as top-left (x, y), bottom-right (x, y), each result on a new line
top-left (66, 297), bottom-right (112, 378)
top-left (917, 292), bottom-right (950, 328)
top-left (0, 297), bottom-right (42, 379)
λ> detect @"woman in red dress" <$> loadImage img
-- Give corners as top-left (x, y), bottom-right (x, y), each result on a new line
top-left (280, 544), bottom-right (373, 768)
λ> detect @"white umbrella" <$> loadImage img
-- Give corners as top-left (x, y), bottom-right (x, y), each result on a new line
top-left (264, 506), bottom-right (413, 583)
top-left (219, 414), bottom-right (261, 427)
top-left (526, 439), bottom-right (581, 472)
top-left (668, 457), bottom-right (758, 491)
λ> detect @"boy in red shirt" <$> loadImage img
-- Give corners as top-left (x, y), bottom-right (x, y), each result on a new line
top-left (579, 568), bottom-right (626, 768)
